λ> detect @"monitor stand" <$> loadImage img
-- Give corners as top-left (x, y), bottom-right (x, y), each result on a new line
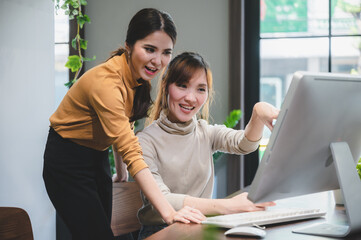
top-left (292, 142), bottom-right (361, 237)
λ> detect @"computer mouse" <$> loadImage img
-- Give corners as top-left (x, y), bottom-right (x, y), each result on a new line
top-left (224, 226), bottom-right (266, 238)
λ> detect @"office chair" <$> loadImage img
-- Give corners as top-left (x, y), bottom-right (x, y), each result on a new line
top-left (111, 181), bottom-right (143, 237)
top-left (0, 207), bottom-right (34, 240)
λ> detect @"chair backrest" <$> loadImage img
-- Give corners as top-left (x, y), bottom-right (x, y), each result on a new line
top-left (111, 181), bottom-right (143, 236)
top-left (0, 207), bottom-right (34, 240)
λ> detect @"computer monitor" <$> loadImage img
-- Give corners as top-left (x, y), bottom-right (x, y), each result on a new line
top-left (247, 71), bottom-right (361, 237)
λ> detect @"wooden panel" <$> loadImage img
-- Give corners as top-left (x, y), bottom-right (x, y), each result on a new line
top-left (0, 207), bottom-right (34, 240)
top-left (111, 182), bottom-right (143, 236)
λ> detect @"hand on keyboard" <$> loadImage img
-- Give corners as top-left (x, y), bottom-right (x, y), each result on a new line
top-left (223, 192), bottom-right (276, 215)
top-left (202, 208), bottom-right (326, 229)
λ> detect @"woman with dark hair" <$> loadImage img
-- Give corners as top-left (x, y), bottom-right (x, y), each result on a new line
top-left (135, 52), bottom-right (279, 239)
top-left (43, 9), bottom-right (204, 240)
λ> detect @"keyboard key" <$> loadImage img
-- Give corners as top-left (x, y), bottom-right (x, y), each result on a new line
top-left (202, 208), bottom-right (326, 228)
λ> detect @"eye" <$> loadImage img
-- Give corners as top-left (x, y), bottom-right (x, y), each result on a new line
top-left (176, 83), bottom-right (187, 88)
top-left (198, 88), bottom-right (207, 92)
top-left (145, 47), bottom-right (155, 53)
top-left (163, 50), bottom-right (172, 55)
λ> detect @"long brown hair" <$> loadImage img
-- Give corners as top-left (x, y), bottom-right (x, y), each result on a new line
top-left (148, 52), bottom-right (214, 124)
top-left (108, 8), bottom-right (177, 122)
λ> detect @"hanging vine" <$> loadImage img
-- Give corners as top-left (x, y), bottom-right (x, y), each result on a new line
top-left (54, 0), bottom-right (95, 87)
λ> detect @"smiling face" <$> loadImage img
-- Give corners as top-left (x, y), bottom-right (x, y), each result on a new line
top-left (167, 69), bottom-right (208, 123)
top-left (126, 30), bottom-right (173, 82)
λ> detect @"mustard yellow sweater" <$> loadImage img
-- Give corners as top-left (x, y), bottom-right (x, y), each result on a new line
top-left (50, 54), bottom-right (148, 177)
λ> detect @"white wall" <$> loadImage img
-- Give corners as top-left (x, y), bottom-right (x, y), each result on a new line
top-left (85, 0), bottom-right (229, 124)
top-left (0, 0), bottom-right (56, 239)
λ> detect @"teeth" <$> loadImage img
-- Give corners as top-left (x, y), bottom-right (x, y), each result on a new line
top-left (180, 105), bottom-right (194, 110)
top-left (145, 66), bottom-right (157, 72)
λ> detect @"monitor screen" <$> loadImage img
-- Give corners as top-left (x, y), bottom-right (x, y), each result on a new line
top-left (248, 71), bottom-right (361, 203)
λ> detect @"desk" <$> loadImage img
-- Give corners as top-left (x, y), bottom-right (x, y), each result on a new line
top-left (145, 191), bottom-right (361, 240)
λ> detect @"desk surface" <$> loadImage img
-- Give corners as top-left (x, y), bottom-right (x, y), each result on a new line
top-left (145, 191), bottom-right (360, 240)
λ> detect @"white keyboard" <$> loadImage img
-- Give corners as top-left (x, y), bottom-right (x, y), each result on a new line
top-left (202, 208), bottom-right (326, 228)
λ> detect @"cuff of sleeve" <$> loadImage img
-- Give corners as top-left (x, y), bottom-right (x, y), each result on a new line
top-left (239, 133), bottom-right (261, 152)
top-left (164, 193), bottom-right (187, 211)
top-left (128, 159), bottom-right (149, 178)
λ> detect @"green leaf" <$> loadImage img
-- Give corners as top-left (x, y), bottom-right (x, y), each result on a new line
top-left (107, 146), bottom-right (116, 175)
top-left (80, 0), bottom-right (88, 6)
top-left (77, 14), bottom-right (91, 28)
top-left (357, 158), bottom-right (361, 180)
top-left (61, 3), bottom-right (68, 10)
top-left (72, 2), bottom-right (79, 8)
top-left (71, 36), bottom-right (78, 50)
top-left (79, 38), bottom-right (88, 50)
top-left (83, 56), bottom-right (96, 62)
top-left (64, 78), bottom-right (77, 88)
top-left (213, 109), bottom-right (243, 163)
top-left (72, 9), bottom-right (79, 16)
top-left (65, 55), bottom-right (82, 72)
top-left (224, 109), bottom-right (242, 128)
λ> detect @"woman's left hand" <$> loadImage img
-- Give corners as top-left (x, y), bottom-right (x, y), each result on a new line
top-left (170, 206), bottom-right (206, 224)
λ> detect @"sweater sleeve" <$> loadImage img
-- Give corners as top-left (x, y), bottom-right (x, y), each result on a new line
top-left (137, 131), bottom-right (187, 211)
top-left (88, 75), bottom-right (147, 177)
top-left (204, 120), bottom-right (261, 155)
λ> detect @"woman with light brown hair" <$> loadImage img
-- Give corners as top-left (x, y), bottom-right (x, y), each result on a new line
top-left (135, 52), bottom-right (279, 239)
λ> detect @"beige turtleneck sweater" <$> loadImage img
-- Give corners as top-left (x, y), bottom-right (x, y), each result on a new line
top-left (137, 111), bottom-right (260, 225)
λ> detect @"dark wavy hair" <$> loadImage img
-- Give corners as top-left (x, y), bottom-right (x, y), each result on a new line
top-left (108, 8), bottom-right (177, 122)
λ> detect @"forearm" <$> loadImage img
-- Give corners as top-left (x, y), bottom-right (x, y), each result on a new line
top-left (244, 114), bottom-right (264, 142)
top-left (184, 196), bottom-right (231, 215)
top-left (134, 168), bottom-right (176, 224)
top-left (185, 193), bottom-right (276, 216)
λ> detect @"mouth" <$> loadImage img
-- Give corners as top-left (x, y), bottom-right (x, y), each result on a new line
top-left (145, 66), bottom-right (158, 75)
top-left (180, 104), bottom-right (195, 111)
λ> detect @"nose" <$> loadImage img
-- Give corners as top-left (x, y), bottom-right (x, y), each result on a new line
top-left (184, 90), bottom-right (196, 103)
top-left (151, 53), bottom-right (162, 67)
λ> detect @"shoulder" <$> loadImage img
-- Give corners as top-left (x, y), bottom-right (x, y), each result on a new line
top-left (197, 119), bottom-right (226, 133)
top-left (195, 119), bottom-right (215, 139)
top-left (136, 122), bottom-right (162, 141)
top-left (76, 63), bottom-right (123, 91)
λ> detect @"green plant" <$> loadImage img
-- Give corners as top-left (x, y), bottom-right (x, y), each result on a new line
top-left (357, 158), bottom-right (361, 180)
top-left (108, 147), bottom-right (116, 175)
top-left (213, 109), bottom-right (242, 163)
top-left (54, 0), bottom-right (95, 87)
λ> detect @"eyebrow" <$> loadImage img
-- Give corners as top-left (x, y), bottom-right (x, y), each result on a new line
top-left (143, 44), bottom-right (172, 52)
top-left (144, 44), bottom-right (157, 49)
top-left (198, 83), bottom-right (208, 87)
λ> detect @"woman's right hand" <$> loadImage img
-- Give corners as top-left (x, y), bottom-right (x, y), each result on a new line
top-left (224, 192), bottom-right (276, 214)
top-left (166, 206), bottom-right (206, 225)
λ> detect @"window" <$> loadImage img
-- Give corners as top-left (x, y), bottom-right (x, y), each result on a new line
top-left (54, 4), bottom-right (69, 106)
top-left (228, 0), bottom-right (361, 191)
top-left (54, 5), bottom-right (69, 107)
top-left (259, 0), bottom-right (361, 158)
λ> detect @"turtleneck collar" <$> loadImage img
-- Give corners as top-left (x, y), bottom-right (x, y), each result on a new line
top-left (156, 110), bottom-right (197, 135)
